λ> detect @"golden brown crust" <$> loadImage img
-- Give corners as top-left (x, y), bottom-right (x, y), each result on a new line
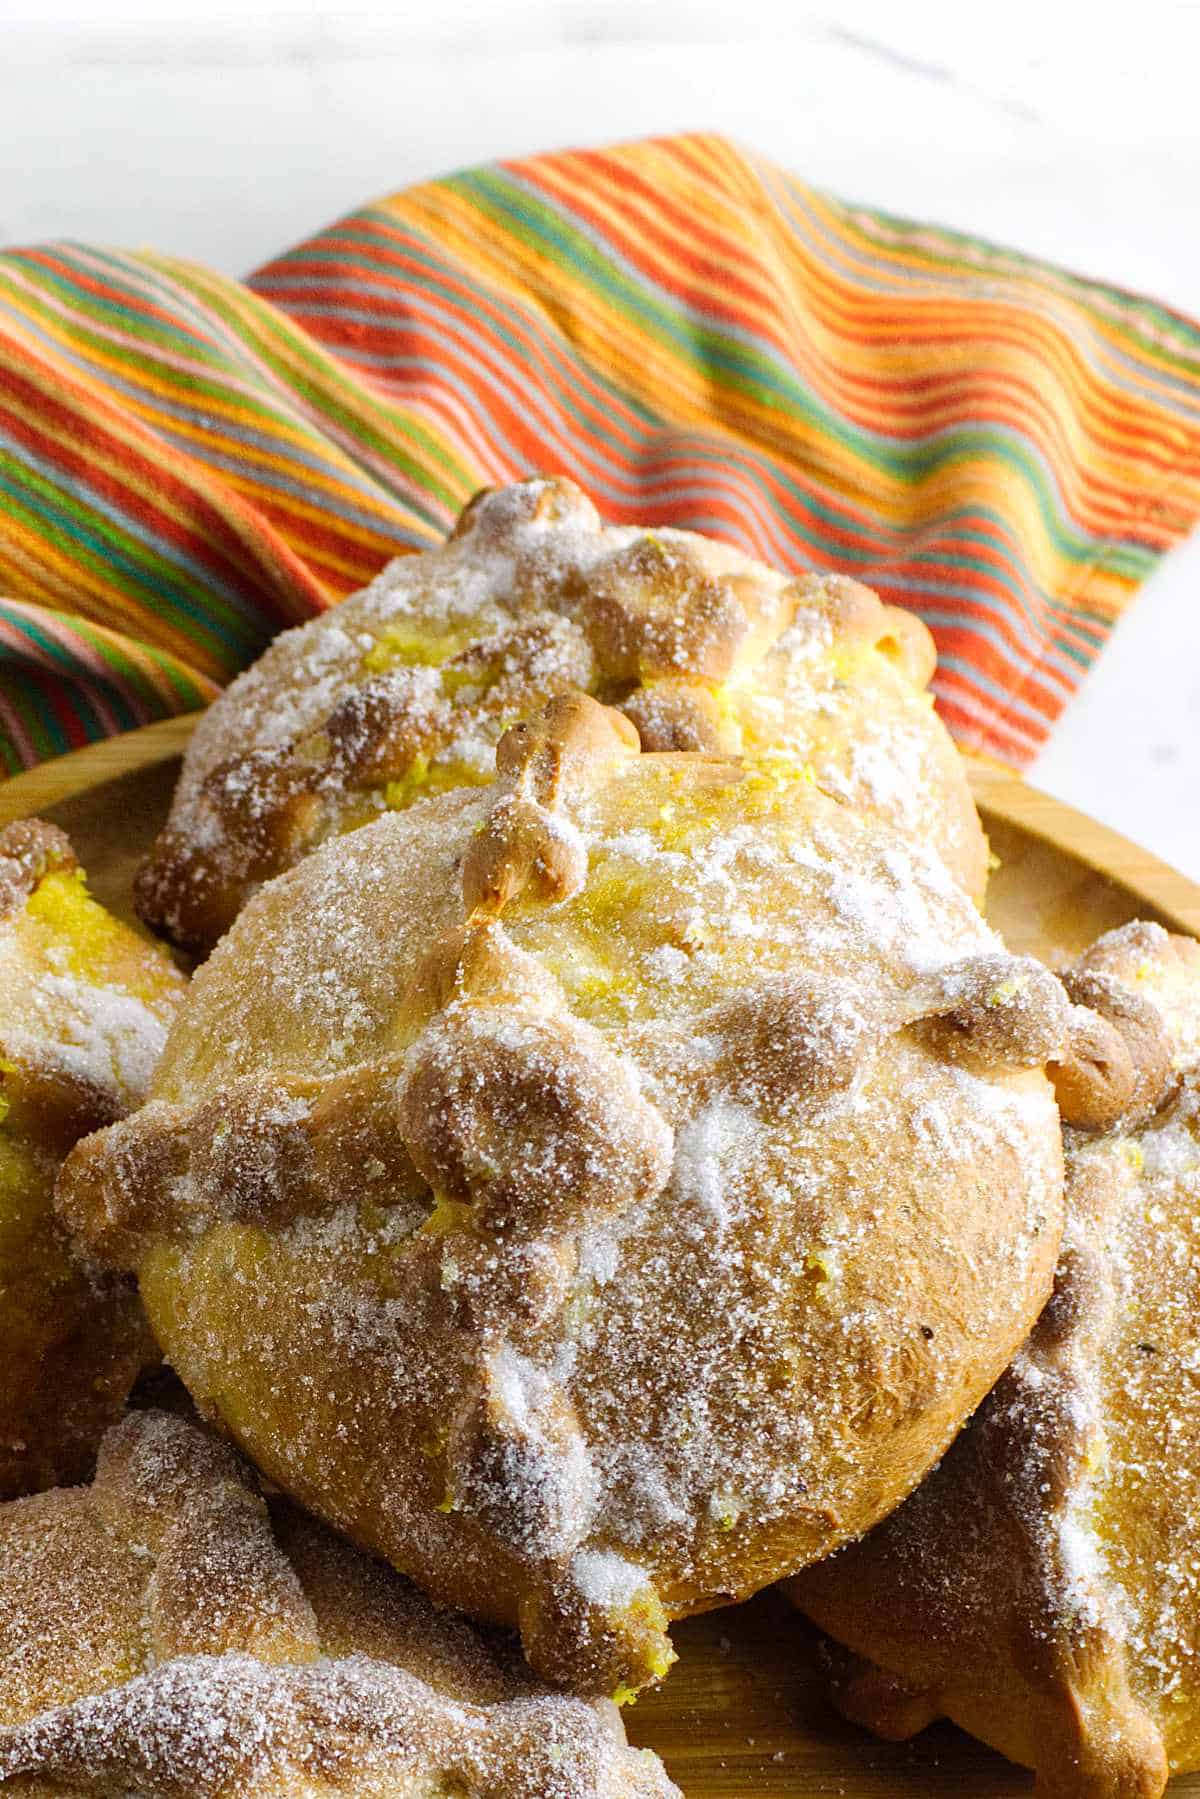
top-left (1053, 978), bottom-right (1171, 1131)
top-left (461, 696), bottom-right (640, 915)
top-left (62, 700), bottom-right (1063, 1697)
top-left (0, 822), bottom-right (185, 1499)
top-left (0, 1411), bottom-right (678, 1798)
top-left (134, 477), bottom-right (987, 955)
top-left (57, 1061), bottom-right (437, 1269)
top-left (1051, 924), bottom-right (1200, 1132)
top-left (789, 922), bottom-right (1200, 1799)
top-left (618, 678), bottom-right (732, 753)
top-left (398, 1004), bottom-right (672, 1239)
top-left (580, 534), bottom-right (789, 683)
top-left (0, 822), bottom-right (77, 922)
top-left (916, 950), bottom-right (1071, 1070)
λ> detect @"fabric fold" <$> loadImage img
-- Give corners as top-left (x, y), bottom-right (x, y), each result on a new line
top-left (1, 132), bottom-right (1197, 775)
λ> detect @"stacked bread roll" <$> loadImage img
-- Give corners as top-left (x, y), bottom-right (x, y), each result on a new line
top-left (3, 477), bottom-right (1194, 1798)
top-left (0, 820), bottom-right (184, 1499)
top-left (791, 922), bottom-right (1200, 1798)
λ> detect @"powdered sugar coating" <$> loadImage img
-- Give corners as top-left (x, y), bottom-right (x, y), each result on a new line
top-left (0, 821), bottom-right (184, 1498)
top-left (793, 923), bottom-right (1200, 1799)
top-left (1, 1656), bottom-right (675, 1798)
top-left (0, 1410), bottom-right (677, 1798)
top-left (0, 823), bottom-right (183, 1117)
top-left (136, 476), bottom-right (986, 953)
top-left (64, 707), bottom-right (1061, 1695)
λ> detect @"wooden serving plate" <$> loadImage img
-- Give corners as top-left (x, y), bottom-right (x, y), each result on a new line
top-left (4, 715), bottom-right (1200, 1798)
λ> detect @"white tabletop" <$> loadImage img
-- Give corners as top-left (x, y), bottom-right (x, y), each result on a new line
top-left (3, 0), bottom-right (1198, 878)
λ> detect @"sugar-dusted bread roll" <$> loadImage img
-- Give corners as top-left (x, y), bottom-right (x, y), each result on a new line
top-left (135, 476), bottom-right (987, 954)
top-left (62, 696), bottom-right (1064, 1697)
top-left (0, 821), bottom-right (184, 1497)
top-left (790, 922), bottom-right (1200, 1799)
top-left (0, 1408), bottom-right (677, 1797)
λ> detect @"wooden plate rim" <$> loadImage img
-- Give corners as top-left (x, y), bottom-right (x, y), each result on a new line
top-left (2, 713), bottom-right (1197, 938)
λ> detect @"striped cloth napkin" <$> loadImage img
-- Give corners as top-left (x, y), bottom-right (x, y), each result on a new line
top-left (1, 133), bottom-right (1197, 777)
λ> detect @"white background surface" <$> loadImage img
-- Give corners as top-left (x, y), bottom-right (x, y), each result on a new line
top-left (2, 0), bottom-right (1198, 877)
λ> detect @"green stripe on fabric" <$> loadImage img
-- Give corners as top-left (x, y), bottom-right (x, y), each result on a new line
top-left (0, 456), bottom-right (261, 668)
